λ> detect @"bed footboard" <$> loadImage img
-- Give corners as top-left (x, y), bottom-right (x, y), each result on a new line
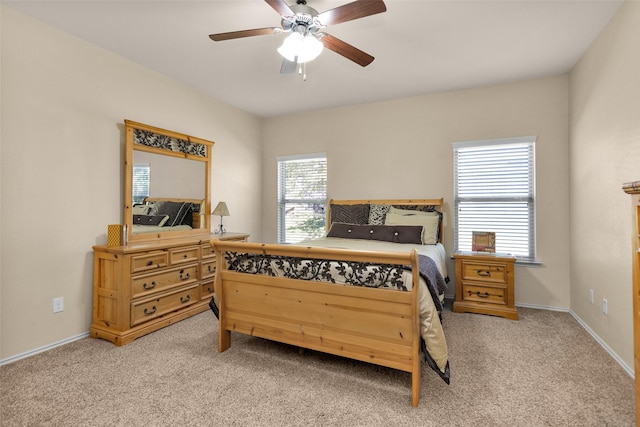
top-left (212, 241), bottom-right (423, 407)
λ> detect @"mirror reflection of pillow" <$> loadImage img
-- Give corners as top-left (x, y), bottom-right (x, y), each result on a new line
top-left (155, 201), bottom-right (192, 227)
top-left (384, 211), bottom-right (440, 244)
top-left (132, 204), bottom-right (151, 215)
top-left (133, 214), bottom-right (170, 226)
top-left (146, 201), bottom-right (163, 216)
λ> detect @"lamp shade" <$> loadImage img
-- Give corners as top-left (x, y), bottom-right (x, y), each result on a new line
top-left (212, 201), bottom-right (230, 217)
top-left (277, 33), bottom-right (324, 63)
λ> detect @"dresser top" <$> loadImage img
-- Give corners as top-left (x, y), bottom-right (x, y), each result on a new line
top-left (94, 232), bottom-right (249, 254)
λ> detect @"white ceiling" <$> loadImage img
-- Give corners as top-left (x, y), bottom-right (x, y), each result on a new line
top-left (2, 0), bottom-right (623, 118)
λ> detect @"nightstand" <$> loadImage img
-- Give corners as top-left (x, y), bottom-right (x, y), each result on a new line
top-left (453, 251), bottom-right (518, 320)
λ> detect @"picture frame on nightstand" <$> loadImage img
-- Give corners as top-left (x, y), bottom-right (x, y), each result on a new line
top-left (472, 231), bottom-right (496, 253)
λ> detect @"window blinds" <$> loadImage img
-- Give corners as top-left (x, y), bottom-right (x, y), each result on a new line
top-left (453, 137), bottom-right (536, 261)
top-left (277, 154), bottom-right (327, 244)
top-left (132, 164), bottom-right (150, 205)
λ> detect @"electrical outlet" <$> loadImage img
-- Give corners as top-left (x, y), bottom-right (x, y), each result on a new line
top-left (53, 297), bottom-right (64, 313)
top-left (602, 298), bottom-right (608, 315)
top-left (589, 289), bottom-right (594, 304)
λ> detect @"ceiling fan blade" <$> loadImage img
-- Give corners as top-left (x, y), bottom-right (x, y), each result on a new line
top-left (316, 0), bottom-right (387, 26)
top-left (264, 0), bottom-right (294, 17)
top-left (280, 57), bottom-right (298, 74)
top-left (318, 33), bottom-right (374, 67)
top-left (209, 27), bottom-right (281, 42)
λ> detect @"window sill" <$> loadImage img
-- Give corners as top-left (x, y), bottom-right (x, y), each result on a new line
top-left (515, 258), bottom-right (542, 267)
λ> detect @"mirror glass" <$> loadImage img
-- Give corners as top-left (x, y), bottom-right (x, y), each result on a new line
top-left (133, 151), bottom-right (205, 202)
top-left (124, 120), bottom-right (213, 242)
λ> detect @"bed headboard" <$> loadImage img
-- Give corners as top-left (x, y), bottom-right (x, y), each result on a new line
top-left (327, 198), bottom-right (444, 244)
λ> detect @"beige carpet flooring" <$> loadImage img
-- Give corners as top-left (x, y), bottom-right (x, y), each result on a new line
top-left (1, 306), bottom-right (635, 426)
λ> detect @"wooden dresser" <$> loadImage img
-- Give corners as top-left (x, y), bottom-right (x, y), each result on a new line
top-left (452, 251), bottom-right (518, 320)
top-left (622, 181), bottom-right (640, 422)
top-left (91, 232), bottom-right (249, 345)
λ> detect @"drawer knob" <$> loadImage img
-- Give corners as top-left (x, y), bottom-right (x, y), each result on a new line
top-left (208, 287), bottom-right (214, 293)
top-left (476, 269), bottom-right (491, 277)
top-left (144, 306), bottom-right (157, 315)
top-left (180, 295), bottom-right (191, 304)
top-left (147, 260), bottom-right (154, 266)
top-left (179, 270), bottom-right (191, 280)
top-left (183, 254), bottom-right (188, 258)
top-left (143, 281), bottom-right (156, 290)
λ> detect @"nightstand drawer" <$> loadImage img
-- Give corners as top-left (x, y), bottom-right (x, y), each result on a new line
top-left (461, 261), bottom-right (509, 284)
top-left (462, 283), bottom-right (506, 305)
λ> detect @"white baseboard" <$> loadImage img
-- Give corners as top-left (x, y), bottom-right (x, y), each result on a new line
top-left (516, 302), bottom-right (635, 379)
top-left (0, 332), bottom-right (89, 366)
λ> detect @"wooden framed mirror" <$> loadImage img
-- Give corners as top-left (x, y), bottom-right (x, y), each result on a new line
top-left (124, 120), bottom-right (214, 242)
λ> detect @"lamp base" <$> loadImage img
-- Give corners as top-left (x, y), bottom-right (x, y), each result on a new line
top-left (214, 218), bottom-right (226, 234)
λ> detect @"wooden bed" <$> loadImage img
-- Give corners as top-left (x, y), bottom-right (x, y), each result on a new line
top-left (211, 199), bottom-right (448, 407)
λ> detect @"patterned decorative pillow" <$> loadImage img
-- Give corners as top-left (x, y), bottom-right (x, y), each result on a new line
top-left (392, 204), bottom-right (438, 212)
top-left (330, 204), bottom-right (370, 225)
top-left (368, 203), bottom-right (391, 225)
top-left (146, 201), bottom-right (163, 216)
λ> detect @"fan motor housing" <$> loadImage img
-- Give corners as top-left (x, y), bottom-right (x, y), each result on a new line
top-left (281, 3), bottom-right (321, 35)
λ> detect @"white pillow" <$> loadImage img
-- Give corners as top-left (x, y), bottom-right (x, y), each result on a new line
top-left (384, 211), bottom-right (440, 244)
top-left (157, 214), bottom-right (170, 227)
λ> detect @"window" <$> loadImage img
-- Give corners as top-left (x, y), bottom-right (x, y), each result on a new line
top-left (453, 137), bottom-right (537, 262)
top-left (277, 154), bottom-right (327, 244)
top-left (132, 164), bottom-right (150, 205)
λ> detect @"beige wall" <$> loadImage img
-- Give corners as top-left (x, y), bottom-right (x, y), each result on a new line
top-left (569, 1), bottom-right (640, 371)
top-left (262, 76), bottom-right (571, 311)
top-left (0, 7), bottom-right (263, 360)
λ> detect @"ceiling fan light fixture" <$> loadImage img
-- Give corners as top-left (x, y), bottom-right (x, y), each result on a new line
top-left (277, 32), bottom-right (323, 63)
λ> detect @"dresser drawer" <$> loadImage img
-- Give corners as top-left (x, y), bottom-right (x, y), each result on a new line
top-left (461, 261), bottom-right (509, 284)
top-left (201, 243), bottom-right (216, 259)
top-left (170, 246), bottom-right (200, 265)
top-left (131, 284), bottom-right (199, 326)
top-left (131, 264), bottom-right (198, 298)
top-left (462, 283), bottom-right (506, 305)
top-left (201, 258), bottom-right (217, 280)
top-left (131, 251), bottom-right (168, 274)
top-left (201, 278), bottom-right (215, 301)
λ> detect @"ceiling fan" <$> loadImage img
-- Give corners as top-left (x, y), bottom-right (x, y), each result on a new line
top-left (209, 0), bottom-right (387, 75)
